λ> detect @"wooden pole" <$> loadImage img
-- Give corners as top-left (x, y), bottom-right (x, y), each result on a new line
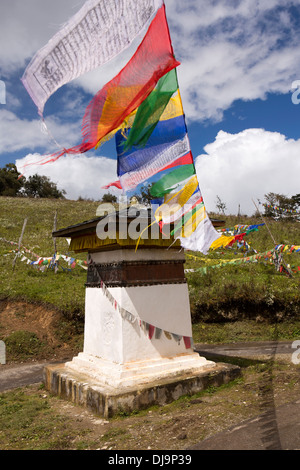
top-left (52, 210), bottom-right (58, 273)
top-left (252, 199), bottom-right (277, 245)
top-left (53, 210), bottom-right (57, 254)
top-left (12, 218), bottom-right (27, 270)
top-left (252, 199), bottom-right (293, 277)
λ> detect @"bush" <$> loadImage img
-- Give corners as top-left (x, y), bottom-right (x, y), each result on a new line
top-left (4, 331), bottom-right (45, 361)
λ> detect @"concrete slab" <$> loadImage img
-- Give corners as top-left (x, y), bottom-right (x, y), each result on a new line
top-left (44, 361), bottom-right (241, 418)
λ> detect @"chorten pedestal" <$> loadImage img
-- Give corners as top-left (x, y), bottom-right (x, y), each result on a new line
top-left (44, 207), bottom-right (240, 417)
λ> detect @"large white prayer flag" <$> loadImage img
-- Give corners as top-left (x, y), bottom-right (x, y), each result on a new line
top-left (22, 0), bottom-right (163, 116)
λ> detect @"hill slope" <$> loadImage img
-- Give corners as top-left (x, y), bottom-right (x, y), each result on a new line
top-left (0, 196), bottom-right (300, 324)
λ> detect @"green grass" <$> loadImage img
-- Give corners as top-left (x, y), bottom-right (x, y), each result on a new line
top-left (5, 331), bottom-right (46, 361)
top-left (0, 197), bottom-right (97, 316)
top-left (185, 214), bottom-right (300, 323)
top-left (192, 319), bottom-right (300, 344)
top-left (1, 197), bottom-right (300, 328)
top-left (0, 388), bottom-right (92, 450)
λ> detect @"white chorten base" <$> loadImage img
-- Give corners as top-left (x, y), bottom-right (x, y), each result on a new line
top-left (65, 350), bottom-right (214, 389)
top-left (63, 281), bottom-right (214, 389)
top-left (82, 284), bottom-right (195, 363)
top-left (43, 269), bottom-right (241, 418)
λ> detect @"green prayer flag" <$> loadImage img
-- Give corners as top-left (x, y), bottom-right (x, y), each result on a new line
top-left (150, 164), bottom-right (195, 198)
top-left (122, 69), bottom-right (178, 152)
top-left (171, 202), bottom-right (204, 236)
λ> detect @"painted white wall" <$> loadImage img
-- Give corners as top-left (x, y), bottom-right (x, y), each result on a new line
top-left (83, 284), bottom-right (193, 364)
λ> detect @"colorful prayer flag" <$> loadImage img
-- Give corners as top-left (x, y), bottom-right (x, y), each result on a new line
top-left (121, 68), bottom-right (179, 152)
top-left (20, 4), bottom-right (180, 172)
top-left (116, 111), bottom-right (190, 191)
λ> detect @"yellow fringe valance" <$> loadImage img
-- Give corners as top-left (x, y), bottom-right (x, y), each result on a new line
top-left (70, 233), bottom-right (180, 253)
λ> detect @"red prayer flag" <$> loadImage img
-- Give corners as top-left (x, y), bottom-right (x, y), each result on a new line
top-left (183, 336), bottom-right (191, 349)
top-left (20, 5), bottom-right (180, 172)
top-left (148, 324), bottom-right (155, 340)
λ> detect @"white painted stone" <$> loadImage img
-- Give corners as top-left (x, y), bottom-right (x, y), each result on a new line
top-left (66, 351), bottom-right (214, 389)
top-left (81, 283), bottom-right (193, 364)
top-left (0, 341), bottom-right (6, 365)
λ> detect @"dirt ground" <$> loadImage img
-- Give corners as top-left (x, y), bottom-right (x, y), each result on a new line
top-left (1, 299), bottom-right (300, 450)
top-left (0, 299), bottom-right (81, 362)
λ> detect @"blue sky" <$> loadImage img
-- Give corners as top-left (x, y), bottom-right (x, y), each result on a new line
top-left (1, 0), bottom-right (300, 215)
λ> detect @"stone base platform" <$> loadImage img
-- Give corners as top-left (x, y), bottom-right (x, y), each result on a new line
top-left (43, 359), bottom-right (241, 418)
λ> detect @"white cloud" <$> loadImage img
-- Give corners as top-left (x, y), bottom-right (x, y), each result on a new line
top-left (15, 128), bottom-right (300, 218)
top-left (2, 0), bottom-right (300, 123)
top-left (0, 0), bottom-right (86, 73)
top-left (0, 109), bottom-right (81, 154)
top-left (165, 0), bottom-right (300, 122)
top-left (195, 128), bottom-right (300, 215)
top-left (15, 152), bottom-right (118, 201)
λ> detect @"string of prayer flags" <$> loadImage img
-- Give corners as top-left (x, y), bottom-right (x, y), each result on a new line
top-left (235, 224), bottom-right (265, 234)
top-left (0, 237), bottom-right (41, 260)
top-left (188, 249), bottom-right (276, 273)
top-left (261, 202), bottom-right (300, 216)
top-left (218, 224), bottom-right (265, 235)
top-left (275, 244), bottom-right (300, 253)
top-left (186, 247), bottom-right (300, 276)
top-left (3, 247), bottom-right (88, 271)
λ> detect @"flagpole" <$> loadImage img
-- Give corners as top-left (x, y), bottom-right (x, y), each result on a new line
top-left (12, 218), bottom-right (27, 271)
top-left (252, 198), bottom-right (293, 277)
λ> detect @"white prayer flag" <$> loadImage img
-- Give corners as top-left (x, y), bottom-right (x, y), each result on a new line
top-left (22, 0), bottom-right (163, 116)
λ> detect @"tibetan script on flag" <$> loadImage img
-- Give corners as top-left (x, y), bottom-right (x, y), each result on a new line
top-left (22, 0), bottom-right (163, 116)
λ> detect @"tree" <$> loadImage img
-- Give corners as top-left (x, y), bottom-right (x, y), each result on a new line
top-left (215, 195), bottom-right (227, 215)
top-left (291, 193), bottom-right (300, 209)
top-left (263, 192), bottom-right (297, 219)
top-left (23, 174), bottom-right (66, 199)
top-left (101, 193), bottom-right (117, 203)
top-left (131, 183), bottom-right (154, 206)
top-left (0, 163), bottom-right (25, 197)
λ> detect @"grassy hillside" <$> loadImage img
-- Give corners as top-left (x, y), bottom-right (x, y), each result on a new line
top-left (0, 197), bottom-right (99, 318)
top-left (0, 196), bottom-right (300, 325)
top-left (185, 214), bottom-right (300, 322)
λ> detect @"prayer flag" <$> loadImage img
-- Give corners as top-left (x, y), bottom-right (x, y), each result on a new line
top-left (22, 0), bottom-right (164, 117)
top-left (116, 111), bottom-right (190, 191)
top-left (180, 216), bottom-right (220, 255)
top-left (150, 165), bottom-right (196, 198)
top-left (121, 68), bottom-right (179, 152)
top-left (20, 4), bottom-right (180, 171)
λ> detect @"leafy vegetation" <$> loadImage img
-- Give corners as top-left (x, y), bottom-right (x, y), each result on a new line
top-left (4, 331), bottom-right (46, 361)
top-left (0, 164), bottom-right (65, 198)
top-left (262, 191), bottom-right (300, 219)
